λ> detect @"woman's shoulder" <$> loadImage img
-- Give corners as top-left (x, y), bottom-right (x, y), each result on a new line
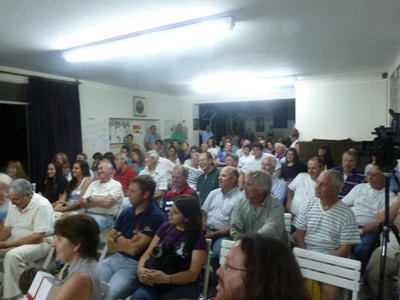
top-left (192, 232), bottom-right (207, 252)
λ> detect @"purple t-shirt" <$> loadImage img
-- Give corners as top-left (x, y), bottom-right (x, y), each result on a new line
top-left (156, 221), bottom-right (207, 268)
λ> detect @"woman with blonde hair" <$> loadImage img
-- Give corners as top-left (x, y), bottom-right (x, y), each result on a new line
top-left (6, 160), bottom-right (27, 180)
top-left (54, 152), bottom-right (71, 178)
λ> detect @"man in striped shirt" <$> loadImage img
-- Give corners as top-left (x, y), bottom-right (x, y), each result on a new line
top-left (294, 170), bottom-right (360, 300)
top-left (332, 151), bottom-right (365, 199)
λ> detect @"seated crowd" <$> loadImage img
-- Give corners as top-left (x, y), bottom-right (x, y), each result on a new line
top-left (0, 124), bottom-right (398, 300)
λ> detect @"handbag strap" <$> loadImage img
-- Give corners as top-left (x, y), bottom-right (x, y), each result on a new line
top-left (160, 224), bottom-right (187, 249)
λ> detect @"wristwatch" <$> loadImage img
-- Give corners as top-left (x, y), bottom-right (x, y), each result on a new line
top-left (113, 232), bottom-right (123, 243)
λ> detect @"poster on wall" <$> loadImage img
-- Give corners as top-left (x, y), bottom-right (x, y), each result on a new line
top-left (390, 65), bottom-right (400, 122)
top-left (109, 119), bottom-right (131, 144)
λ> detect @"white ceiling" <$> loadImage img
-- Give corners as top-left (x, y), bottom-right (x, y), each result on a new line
top-left (0, 0), bottom-right (399, 96)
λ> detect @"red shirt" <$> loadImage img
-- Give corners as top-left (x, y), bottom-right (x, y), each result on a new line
top-left (113, 165), bottom-right (137, 193)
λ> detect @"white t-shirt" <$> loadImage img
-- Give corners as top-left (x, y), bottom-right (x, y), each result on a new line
top-left (342, 183), bottom-right (396, 226)
top-left (288, 173), bottom-right (316, 215)
top-left (83, 178), bottom-right (123, 216)
top-left (241, 153), bottom-right (281, 174)
top-left (5, 193), bottom-right (54, 242)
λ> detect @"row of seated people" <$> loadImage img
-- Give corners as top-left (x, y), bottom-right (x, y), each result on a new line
top-left (0, 174), bottom-right (310, 300)
top-left (1, 143), bottom-right (398, 299)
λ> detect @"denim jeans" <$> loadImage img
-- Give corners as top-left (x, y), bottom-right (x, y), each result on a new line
top-left (86, 211), bottom-right (115, 231)
top-left (99, 252), bottom-right (140, 300)
top-left (131, 281), bottom-right (200, 300)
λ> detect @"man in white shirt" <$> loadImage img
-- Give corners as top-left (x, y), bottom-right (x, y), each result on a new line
top-left (199, 125), bottom-right (214, 144)
top-left (0, 179), bottom-right (54, 300)
top-left (286, 157), bottom-right (325, 215)
top-left (202, 167), bottom-right (241, 264)
top-left (242, 143), bottom-right (281, 175)
top-left (82, 161), bottom-right (123, 231)
top-left (261, 156), bottom-right (286, 203)
top-left (342, 164), bottom-right (396, 269)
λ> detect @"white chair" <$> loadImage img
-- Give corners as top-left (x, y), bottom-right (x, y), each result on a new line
top-left (293, 247), bottom-right (361, 300)
top-left (98, 228), bottom-right (112, 262)
top-left (219, 240), bottom-right (235, 266)
top-left (284, 213), bottom-right (292, 244)
top-left (199, 238), bottom-right (212, 300)
top-left (101, 281), bottom-right (111, 300)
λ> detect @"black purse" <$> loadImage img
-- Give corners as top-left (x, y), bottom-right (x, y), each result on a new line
top-left (144, 224), bottom-right (188, 291)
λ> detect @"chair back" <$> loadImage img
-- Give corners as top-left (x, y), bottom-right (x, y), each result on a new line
top-left (101, 281), bottom-right (111, 300)
top-left (219, 240), bottom-right (235, 266)
top-left (293, 247), bottom-right (361, 300)
top-left (201, 238), bottom-right (212, 300)
top-left (284, 213), bottom-right (292, 243)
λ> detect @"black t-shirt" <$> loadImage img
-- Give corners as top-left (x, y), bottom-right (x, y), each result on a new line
top-left (281, 161), bottom-right (307, 182)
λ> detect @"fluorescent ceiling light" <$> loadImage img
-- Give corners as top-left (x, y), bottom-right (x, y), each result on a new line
top-left (63, 15), bottom-right (234, 62)
top-left (193, 74), bottom-right (296, 93)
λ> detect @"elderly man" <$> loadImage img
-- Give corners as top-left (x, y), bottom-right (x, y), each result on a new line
top-left (81, 161), bottom-right (123, 231)
top-left (274, 142), bottom-right (287, 164)
top-left (114, 153), bottom-right (138, 196)
top-left (202, 167), bottom-right (241, 268)
top-left (0, 179), bottom-right (53, 300)
top-left (100, 175), bottom-right (165, 300)
top-left (286, 157), bottom-right (325, 215)
top-left (366, 194), bottom-right (400, 299)
top-left (144, 125), bottom-right (161, 151)
top-left (197, 152), bottom-right (220, 204)
top-left (139, 151), bottom-right (168, 204)
top-left (342, 164), bottom-right (396, 269)
top-left (199, 124), bottom-right (214, 144)
top-left (230, 170), bottom-right (285, 241)
top-left (332, 151), bottom-right (365, 199)
top-left (161, 165), bottom-right (198, 214)
top-left (294, 170), bottom-right (360, 300)
top-left (261, 156), bottom-right (286, 203)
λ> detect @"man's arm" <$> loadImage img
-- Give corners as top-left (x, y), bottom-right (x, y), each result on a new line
top-left (256, 203), bottom-right (285, 240)
top-left (0, 226), bottom-right (11, 242)
top-left (206, 226), bottom-right (230, 240)
top-left (81, 194), bottom-right (115, 209)
top-left (361, 222), bottom-right (379, 235)
top-left (376, 194), bottom-right (400, 224)
top-left (285, 189), bottom-right (294, 211)
top-left (201, 211), bottom-right (207, 231)
top-left (0, 232), bottom-right (45, 249)
top-left (230, 200), bottom-right (244, 240)
top-left (332, 244), bottom-right (352, 258)
top-left (294, 229), bottom-right (306, 249)
top-left (107, 229), bottom-right (153, 256)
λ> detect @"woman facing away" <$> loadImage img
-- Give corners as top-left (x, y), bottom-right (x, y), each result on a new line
top-left (42, 161), bottom-right (69, 204)
top-left (52, 214), bottom-right (102, 300)
top-left (132, 195), bottom-right (207, 300)
top-left (53, 160), bottom-right (91, 214)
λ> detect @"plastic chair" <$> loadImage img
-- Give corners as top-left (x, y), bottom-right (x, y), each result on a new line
top-left (293, 247), bottom-right (361, 300)
top-left (219, 240), bottom-right (235, 266)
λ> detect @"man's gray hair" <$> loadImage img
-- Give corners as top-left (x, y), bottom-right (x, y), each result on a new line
top-left (8, 179), bottom-right (32, 196)
top-left (322, 170), bottom-right (344, 194)
top-left (263, 156), bottom-right (276, 168)
top-left (99, 160), bottom-right (114, 170)
top-left (146, 150), bottom-right (159, 162)
top-left (116, 152), bottom-right (128, 162)
top-left (226, 153), bottom-right (239, 163)
top-left (0, 173), bottom-right (12, 186)
top-left (275, 143), bottom-right (287, 149)
top-left (173, 165), bottom-right (189, 178)
top-left (247, 170), bottom-right (272, 195)
top-left (191, 152), bottom-right (201, 158)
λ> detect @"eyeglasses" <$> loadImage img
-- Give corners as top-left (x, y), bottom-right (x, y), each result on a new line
top-left (223, 262), bottom-right (247, 272)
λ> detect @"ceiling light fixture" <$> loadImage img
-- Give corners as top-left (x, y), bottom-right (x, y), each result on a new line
top-left (63, 15), bottom-right (234, 62)
top-left (193, 74), bottom-right (296, 93)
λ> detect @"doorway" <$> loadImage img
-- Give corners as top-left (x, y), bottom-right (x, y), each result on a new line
top-left (0, 103), bottom-right (29, 174)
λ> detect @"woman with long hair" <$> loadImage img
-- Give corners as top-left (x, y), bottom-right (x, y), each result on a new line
top-left (131, 149), bottom-right (145, 174)
top-left (53, 160), bottom-right (91, 214)
top-left (43, 161), bottom-right (69, 203)
top-left (6, 160), bottom-right (27, 180)
top-left (132, 195), bottom-right (207, 300)
top-left (215, 234), bottom-right (310, 300)
top-left (207, 137), bottom-right (219, 160)
top-left (166, 146), bottom-right (180, 166)
top-left (318, 145), bottom-right (335, 169)
top-left (54, 152), bottom-right (71, 178)
top-left (52, 214), bottom-right (101, 300)
top-left (281, 148), bottom-right (307, 184)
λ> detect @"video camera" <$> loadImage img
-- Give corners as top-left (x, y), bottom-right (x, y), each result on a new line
top-left (359, 109), bottom-right (400, 172)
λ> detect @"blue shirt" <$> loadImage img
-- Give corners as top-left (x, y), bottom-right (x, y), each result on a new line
top-left (199, 130), bottom-right (214, 143)
top-left (271, 176), bottom-right (287, 203)
top-left (113, 201), bottom-right (166, 260)
top-left (332, 166), bottom-right (365, 199)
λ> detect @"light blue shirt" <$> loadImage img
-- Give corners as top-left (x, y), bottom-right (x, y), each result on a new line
top-left (271, 176), bottom-right (287, 204)
top-left (199, 130), bottom-right (214, 143)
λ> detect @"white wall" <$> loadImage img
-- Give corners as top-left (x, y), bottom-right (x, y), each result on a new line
top-left (295, 75), bottom-right (388, 141)
top-left (79, 81), bottom-right (183, 158)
